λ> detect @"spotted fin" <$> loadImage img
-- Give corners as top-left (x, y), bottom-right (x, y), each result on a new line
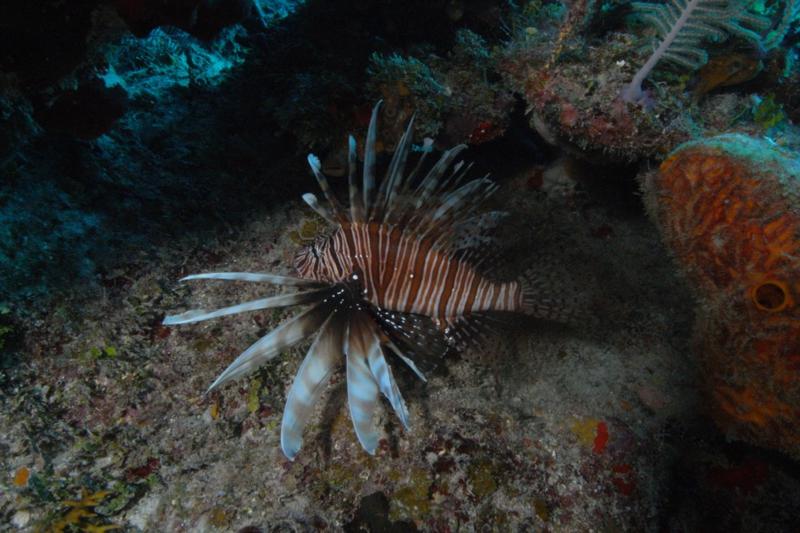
top-left (444, 313), bottom-right (502, 352)
top-left (445, 211), bottom-right (508, 252)
top-left (371, 308), bottom-right (450, 377)
top-left (519, 259), bottom-right (593, 325)
top-left (281, 312), bottom-right (344, 460)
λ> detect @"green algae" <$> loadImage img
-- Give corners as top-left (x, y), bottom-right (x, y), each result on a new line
top-left (191, 335), bottom-right (216, 354)
top-left (97, 482), bottom-right (137, 515)
top-left (386, 468), bottom-right (402, 482)
top-left (468, 459), bottom-right (498, 499)
top-left (28, 471), bottom-right (60, 503)
top-left (322, 463), bottom-right (364, 493)
top-left (247, 377), bottom-right (262, 414)
top-left (208, 507), bottom-right (230, 527)
top-left (533, 498), bottom-right (551, 522)
top-left (753, 95), bottom-right (787, 131)
top-left (289, 218), bottom-right (326, 245)
top-left (80, 345), bottom-right (119, 363)
top-left (264, 418), bottom-right (279, 432)
top-left (478, 506), bottom-right (509, 531)
top-left (389, 468), bottom-right (432, 522)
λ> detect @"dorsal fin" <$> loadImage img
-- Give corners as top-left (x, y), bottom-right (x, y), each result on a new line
top-left (436, 211), bottom-right (508, 253)
top-left (301, 193), bottom-right (336, 225)
top-left (303, 101), bottom-right (499, 262)
top-left (398, 138), bottom-right (433, 196)
top-left (307, 155), bottom-right (347, 223)
top-left (348, 135), bottom-right (365, 222)
top-left (377, 113), bottom-right (415, 222)
top-left (413, 145), bottom-right (469, 211)
top-left (363, 100), bottom-right (382, 218)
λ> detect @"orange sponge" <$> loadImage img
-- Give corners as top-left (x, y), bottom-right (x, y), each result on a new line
top-left (644, 134), bottom-right (800, 458)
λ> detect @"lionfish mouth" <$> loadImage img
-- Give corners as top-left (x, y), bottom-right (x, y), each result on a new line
top-left (163, 100), bottom-right (489, 459)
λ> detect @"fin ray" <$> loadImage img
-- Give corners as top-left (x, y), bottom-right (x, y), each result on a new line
top-left (348, 135), bottom-right (365, 222)
top-left (302, 193), bottom-right (337, 225)
top-left (163, 288), bottom-right (330, 325)
top-left (370, 308), bottom-right (450, 377)
top-left (364, 320), bottom-right (409, 428)
top-left (518, 256), bottom-right (597, 326)
top-left (413, 145), bottom-right (468, 210)
top-left (281, 312), bottom-right (344, 459)
top-left (345, 312), bottom-right (381, 454)
top-left (180, 272), bottom-right (324, 287)
top-left (307, 154), bottom-right (345, 222)
top-left (207, 301), bottom-right (331, 392)
top-left (383, 339), bottom-right (427, 382)
top-left (363, 101), bottom-right (383, 219)
top-left (379, 114), bottom-right (415, 221)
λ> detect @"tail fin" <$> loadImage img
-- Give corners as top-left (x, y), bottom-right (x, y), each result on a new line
top-left (518, 264), bottom-right (592, 326)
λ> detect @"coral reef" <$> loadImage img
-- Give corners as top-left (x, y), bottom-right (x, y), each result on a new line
top-left (112, 0), bottom-right (253, 40)
top-left (1, 160), bottom-right (710, 530)
top-left (0, 75), bottom-right (40, 164)
top-left (642, 134), bottom-right (800, 458)
top-left (327, 29), bottom-right (514, 172)
top-left (0, 0), bottom-right (516, 302)
top-left (620, 0), bottom-right (772, 104)
top-left (500, 0), bottom-right (800, 162)
top-left (101, 26), bottom-right (250, 98)
top-left (2, 0), bottom-right (800, 530)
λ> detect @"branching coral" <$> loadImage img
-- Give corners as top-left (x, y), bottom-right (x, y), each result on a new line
top-left (366, 52), bottom-right (449, 140)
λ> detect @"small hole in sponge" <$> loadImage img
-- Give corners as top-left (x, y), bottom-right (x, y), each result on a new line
top-left (752, 281), bottom-right (789, 312)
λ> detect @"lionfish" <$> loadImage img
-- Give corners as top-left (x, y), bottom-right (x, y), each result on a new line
top-left (164, 102), bottom-right (573, 459)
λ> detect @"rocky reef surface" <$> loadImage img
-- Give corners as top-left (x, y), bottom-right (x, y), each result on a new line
top-left (2, 0), bottom-right (800, 531)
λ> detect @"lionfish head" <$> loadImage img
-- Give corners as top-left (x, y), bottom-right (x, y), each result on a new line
top-left (293, 235), bottom-right (334, 283)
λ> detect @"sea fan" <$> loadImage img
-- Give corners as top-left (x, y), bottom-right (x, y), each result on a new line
top-left (765, 0), bottom-right (800, 50)
top-left (621, 0), bottom-right (772, 103)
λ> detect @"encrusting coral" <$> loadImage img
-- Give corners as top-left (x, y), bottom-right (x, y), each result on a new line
top-left (642, 134), bottom-right (800, 458)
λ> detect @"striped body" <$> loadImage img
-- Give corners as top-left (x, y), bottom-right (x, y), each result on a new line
top-left (295, 222), bottom-right (522, 324)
